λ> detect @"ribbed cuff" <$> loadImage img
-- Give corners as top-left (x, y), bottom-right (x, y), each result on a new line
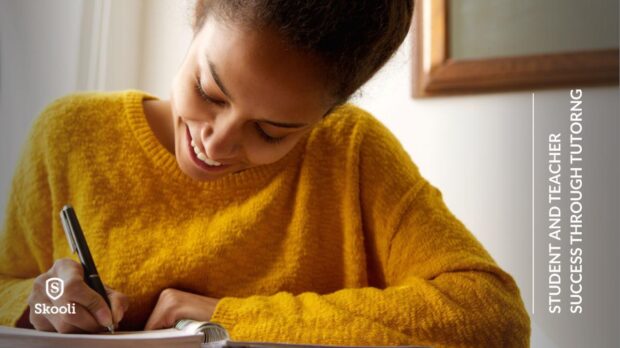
top-left (210, 297), bottom-right (239, 337)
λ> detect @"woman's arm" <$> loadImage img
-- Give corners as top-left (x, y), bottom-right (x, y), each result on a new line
top-left (205, 114), bottom-right (530, 346)
top-left (0, 96), bottom-right (130, 332)
top-left (205, 181), bottom-right (530, 346)
top-left (0, 110), bottom-right (54, 326)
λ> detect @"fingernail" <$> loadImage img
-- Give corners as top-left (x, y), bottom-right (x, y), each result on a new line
top-left (95, 307), bottom-right (113, 328)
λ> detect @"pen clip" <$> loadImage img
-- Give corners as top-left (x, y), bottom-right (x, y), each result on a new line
top-left (60, 205), bottom-right (78, 253)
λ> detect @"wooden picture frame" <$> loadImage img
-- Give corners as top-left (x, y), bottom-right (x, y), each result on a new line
top-left (412, 0), bottom-right (620, 98)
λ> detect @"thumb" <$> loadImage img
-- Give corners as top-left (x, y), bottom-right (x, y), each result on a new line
top-left (107, 288), bottom-right (129, 326)
top-left (83, 288), bottom-right (114, 329)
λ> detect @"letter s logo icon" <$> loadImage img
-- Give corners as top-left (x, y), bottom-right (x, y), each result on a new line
top-left (45, 277), bottom-right (64, 301)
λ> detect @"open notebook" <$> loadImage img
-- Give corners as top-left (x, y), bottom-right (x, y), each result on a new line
top-left (0, 320), bottom-right (429, 348)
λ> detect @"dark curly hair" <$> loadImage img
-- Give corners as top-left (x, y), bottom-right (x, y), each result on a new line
top-left (192, 0), bottom-right (414, 106)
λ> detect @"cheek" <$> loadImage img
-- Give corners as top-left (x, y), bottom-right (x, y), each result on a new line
top-left (170, 77), bottom-right (212, 128)
top-left (171, 76), bottom-right (195, 115)
top-left (170, 55), bottom-right (205, 119)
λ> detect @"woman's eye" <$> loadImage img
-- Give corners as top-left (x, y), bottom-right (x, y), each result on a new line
top-left (193, 76), bottom-right (284, 144)
top-left (254, 123), bottom-right (285, 144)
top-left (194, 78), bottom-right (226, 106)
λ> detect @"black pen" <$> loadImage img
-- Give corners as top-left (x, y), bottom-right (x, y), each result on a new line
top-left (60, 204), bottom-right (115, 334)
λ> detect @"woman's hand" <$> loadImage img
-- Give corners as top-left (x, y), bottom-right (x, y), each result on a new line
top-left (27, 258), bottom-right (129, 333)
top-left (144, 288), bottom-right (220, 330)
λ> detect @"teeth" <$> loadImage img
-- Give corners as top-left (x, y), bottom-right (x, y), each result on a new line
top-left (202, 156), bottom-right (222, 166)
top-left (190, 136), bottom-right (222, 167)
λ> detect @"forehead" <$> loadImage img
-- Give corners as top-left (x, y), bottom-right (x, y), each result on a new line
top-left (195, 18), bottom-right (330, 123)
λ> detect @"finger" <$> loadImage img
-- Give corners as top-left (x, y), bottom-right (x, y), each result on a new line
top-left (47, 303), bottom-right (103, 333)
top-left (29, 308), bottom-right (55, 332)
top-left (53, 263), bottom-right (115, 330)
top-left (29, 259), bottom-right (90, 333)
top-left (144, 289), bottom-right (178, 331)
top-left (30, 280), bottom-right (103, 333)
top-left (49, 318), bottom-right (85, 334)
top-left (30, 259), bottom-right (80, 311)
top-left (52, 258), bottom-right (84, 280)
top-left (29, 274), bottom-right (58, 307)
top-left (144, 304), bottom-right (168, 331)
top-left (144, 309), bottom-right (160, 330)
top-left (59, 279), bottom-right (114, 329)
top-left (28, 282), bottom-right (55, 332)
top-left (107, 290), bottom-right (129, 326)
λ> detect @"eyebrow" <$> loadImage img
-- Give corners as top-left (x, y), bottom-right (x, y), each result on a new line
top-left (206, 58), bottom-right (309, 129)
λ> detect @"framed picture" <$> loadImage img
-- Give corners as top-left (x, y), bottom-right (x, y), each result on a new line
top-left (412, 0), bottom-right (619, 97)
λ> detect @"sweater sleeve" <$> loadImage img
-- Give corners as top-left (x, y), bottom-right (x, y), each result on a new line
top-left (0, 104), bottom-right (58, 326)
top-left (210, 113), bottom-right (530, 346)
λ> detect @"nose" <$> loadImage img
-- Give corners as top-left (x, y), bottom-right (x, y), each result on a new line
top-left (199, 117), bottom-right (241, 161)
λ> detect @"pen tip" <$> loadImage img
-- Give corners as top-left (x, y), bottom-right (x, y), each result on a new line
top-left (108, 325), bottom-right (115, 334)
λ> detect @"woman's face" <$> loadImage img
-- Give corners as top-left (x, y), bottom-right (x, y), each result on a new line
top-left (170, 17), bottom-right (331, 181)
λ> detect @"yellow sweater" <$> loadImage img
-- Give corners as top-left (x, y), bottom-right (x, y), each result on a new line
top-left (0, 90), bottom-right (529, 346)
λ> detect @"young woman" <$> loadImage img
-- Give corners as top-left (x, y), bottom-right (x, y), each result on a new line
top-left (0, 1), bottom-right (530, 346)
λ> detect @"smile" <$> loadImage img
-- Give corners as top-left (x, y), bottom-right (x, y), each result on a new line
top-left (190, 139), bottom-right (222, 166)
top-left (185, 125), bottom-right (232, 174)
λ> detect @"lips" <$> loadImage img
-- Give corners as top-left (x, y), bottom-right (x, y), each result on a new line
top-left (191, 139), bottom-right (222, 166)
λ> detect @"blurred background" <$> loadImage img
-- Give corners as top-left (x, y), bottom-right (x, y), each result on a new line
top-left (0, 0), bottom-right (618, 346)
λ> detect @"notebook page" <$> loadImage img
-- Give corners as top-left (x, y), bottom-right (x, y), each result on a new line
top-left (0, 326), bottom-right (204, 348)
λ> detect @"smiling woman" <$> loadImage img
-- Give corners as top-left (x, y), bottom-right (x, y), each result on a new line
top-left (0, 0), bottom-right (530, 346)
top-left (157, 14), bottom-right (331, 181)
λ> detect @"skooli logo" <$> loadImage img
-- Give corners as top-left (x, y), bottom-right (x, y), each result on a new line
top-left (34, 278), bottom-right (76, 315)
top-left (45, 277), bottom-right (64, 300)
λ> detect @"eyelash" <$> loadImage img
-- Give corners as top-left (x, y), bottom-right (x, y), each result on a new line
top-left (194, 77), bottom-right (285, 145)
top-left (194, 78), bottom-right (225, 106)
top-left (254, 123), bottom-right (285, 144)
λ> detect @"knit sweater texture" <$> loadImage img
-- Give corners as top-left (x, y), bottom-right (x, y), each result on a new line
top-left (0, 90), bottom-right (529, 346)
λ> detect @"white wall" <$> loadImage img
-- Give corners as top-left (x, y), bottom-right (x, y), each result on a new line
top-left (0, 0), bottom-right (192, 215)
top-left (138, 0), bottom-right (193, 97)
top-left (0, 0), bottom-right (83, 217)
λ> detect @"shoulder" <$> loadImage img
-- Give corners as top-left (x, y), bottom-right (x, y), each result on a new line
top-left (31, 90), bottom-right (145, 146)
top-left (302, 104), bottom-right (375, 168)
top-left (333, 103), bottom-right (422, 181)
top-left (303, 103), bottom-right (422, 184)
top-left (35, 90), bottom-right (127, 131)
top-left (309, 103), bottom-right (395, 149)
top-left (311, 103), bottom-right (414, 164)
